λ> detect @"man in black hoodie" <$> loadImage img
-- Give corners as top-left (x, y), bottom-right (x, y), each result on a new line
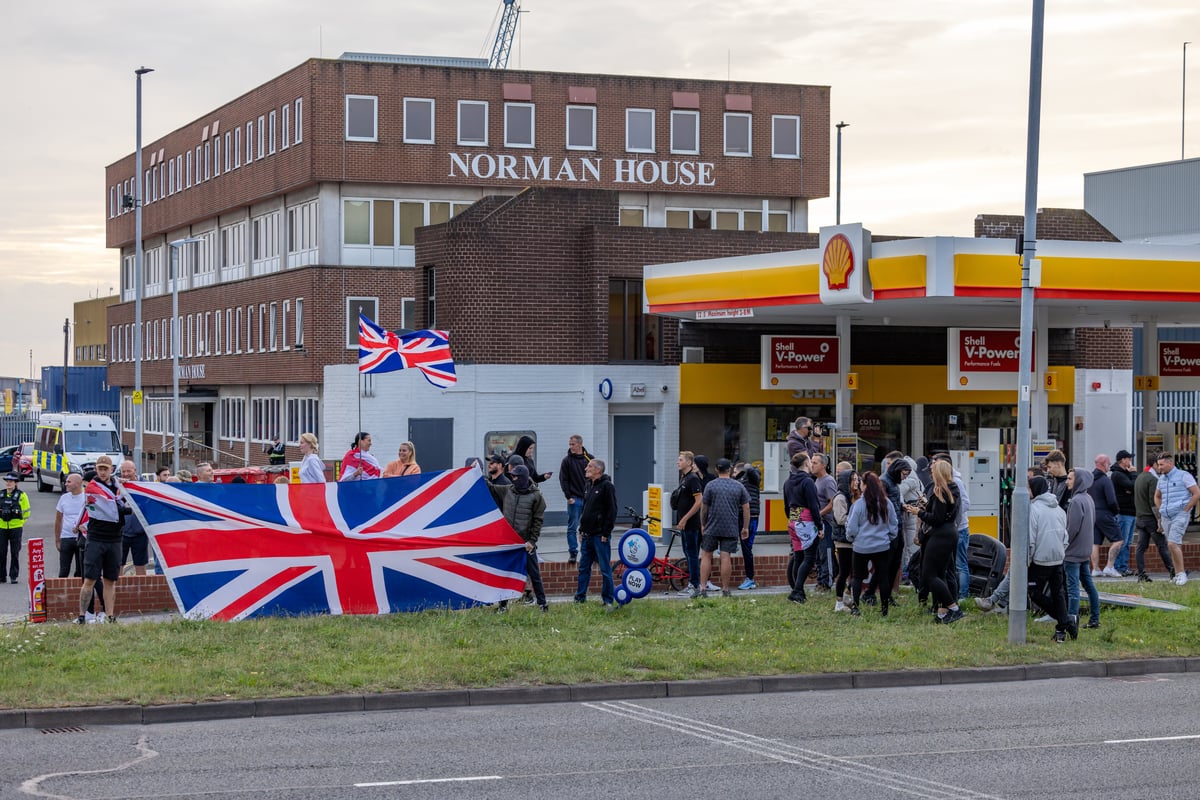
top-left (558, 435), bottom-right (592, 566)
top-left (574, 459), bottom-right (617, 609)
top-left (1089, 454), bottom-right (1123, 578)
top-left (1109, 449), bottom-right (1138, 576)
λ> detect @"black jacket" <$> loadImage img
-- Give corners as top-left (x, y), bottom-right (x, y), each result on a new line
top-left (737, 466), bottom-right (761, 520)
top-left (580, 473), bottom-right (618, 536)
top-left (1110, 465), bottom-right (1138, 517)
top-left (558, 449), bottom-right (591, 500)
top-left (513, 435), bottom-right (549, 484)
top-left (782, 470), bottom-right (822, 524)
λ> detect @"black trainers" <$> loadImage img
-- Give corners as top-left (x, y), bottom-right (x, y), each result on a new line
top-left (940, 607), bottom-right (966, 624)
top-left (1084, 620), bottom-right (1101, 629)
top-left (72, 615), bottom-right (86, 625)
top-left (862, 594), bottom-right (877, 606)
top-left (538, 604), bottom-right (548, 613)
top-left (787, 591), bottom-right (806, 605)
top-left (522, 591), bottom-right (535, 605)
top-left (1137, 573), bottom-right (1152, 583)
top-left (568, 555), bottom-right (577, 566)
top-left (1053, 630), bottom-right (1066, 643)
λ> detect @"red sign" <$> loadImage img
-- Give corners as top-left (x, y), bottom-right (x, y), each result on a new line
top-left (957, 329), bottom-right (1031, 373)
top-left (1159, 342), bottom-right (1200, 377)
top-left (27, 538), bottom-right (45, 624)
top-left (822, 233), bottom-right (855, 291)
top-left (768, 336), bottom-right (839, 375)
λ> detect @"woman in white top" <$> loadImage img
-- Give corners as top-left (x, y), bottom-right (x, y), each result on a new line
top-left (298, 432), bottom-right (327, 484)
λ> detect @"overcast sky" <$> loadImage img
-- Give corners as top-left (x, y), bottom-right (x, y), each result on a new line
top-left (2, 1), bottom-right (1197, 380)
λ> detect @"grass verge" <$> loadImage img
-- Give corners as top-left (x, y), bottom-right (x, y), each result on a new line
top-left (2, 582), bottom-right (1197, 709)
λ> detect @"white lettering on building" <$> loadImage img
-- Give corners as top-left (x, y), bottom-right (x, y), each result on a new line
top-left (450, 153), bottom-right (716, 187)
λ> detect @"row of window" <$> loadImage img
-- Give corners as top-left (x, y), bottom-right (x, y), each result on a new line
top-left (121, 395), bottom-right (318, 446)
top-left (120, 200), bottom-right (319, 298)
top-left (618, 206), bottom-right (791, 232)
top-left (108, 98), bottom-right (304, 218)
top-left (74, 344), bottom-right (108, 363)
top-left (346, 96), bottom-right (803, 159)
top-left (109, 298), bottom-right (305, 363)
top-left (343, 199), bottom-right (472, 248)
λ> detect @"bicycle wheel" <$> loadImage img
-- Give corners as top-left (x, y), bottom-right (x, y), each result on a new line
top-left (667, 558), bottom-right (691, 592)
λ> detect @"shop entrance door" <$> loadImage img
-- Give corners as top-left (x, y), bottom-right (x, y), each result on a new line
top-left (612, 415), bottom-right (655, 524)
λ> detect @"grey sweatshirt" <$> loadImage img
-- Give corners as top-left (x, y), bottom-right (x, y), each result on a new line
top-left (1065, 469), bottom-right (1095, 564)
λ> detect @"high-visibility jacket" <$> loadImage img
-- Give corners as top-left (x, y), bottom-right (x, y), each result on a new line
top-left (0, 489), bottom-right (30, 530)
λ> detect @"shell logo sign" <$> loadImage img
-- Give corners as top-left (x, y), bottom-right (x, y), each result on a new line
top-left (822, 234), bottom-right (855, 290)
top-left (818, 223), bottom-right (872, 305)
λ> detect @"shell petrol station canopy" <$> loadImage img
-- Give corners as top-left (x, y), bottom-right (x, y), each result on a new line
top-left (643, 226), bottom-right (1200, 331)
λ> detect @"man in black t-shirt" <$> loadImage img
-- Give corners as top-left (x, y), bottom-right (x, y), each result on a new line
top-left (674, 451), bottom-right (704, 596)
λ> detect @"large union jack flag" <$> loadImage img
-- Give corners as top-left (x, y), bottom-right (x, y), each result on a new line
top-left (358, 314), bottom-right (457, 388)
top-left (123, 468), bottom-right (527, 620)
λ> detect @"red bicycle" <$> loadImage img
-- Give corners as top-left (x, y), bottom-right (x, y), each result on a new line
top-left (621, 506), bottom-right (691, 592)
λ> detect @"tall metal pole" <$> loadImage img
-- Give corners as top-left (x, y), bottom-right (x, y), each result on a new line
top-left (1010, 0), bottom-right (1045, 645)
top-left (169, 238), bottom-right (202, 469)
top-left (1185, 42), bottom-right (1191, 160)
top-left (835, 121), bottom-right (849, 225)
top-left (62, 319), bottom-right (69, 411)
top-left (134, 66), bottom-right (153, 473)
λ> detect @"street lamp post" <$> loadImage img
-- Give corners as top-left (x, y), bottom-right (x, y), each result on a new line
top-left (133, 66), bottom-right (153, 474)
top-left (835, 121), bottom-right (849, 225)
top-left (168, 238), bottom-right (203, 468)
top-left (1185, 42), bottom-right (1191, 160)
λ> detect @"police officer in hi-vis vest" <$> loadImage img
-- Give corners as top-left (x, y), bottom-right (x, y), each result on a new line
top-left (0, 473), bottom-right (31, 584)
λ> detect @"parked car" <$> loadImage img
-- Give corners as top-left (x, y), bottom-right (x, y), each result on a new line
top-left (0, 444), bottom-right (17, 474)
top-left (13, 442), bottom-right (34, 479)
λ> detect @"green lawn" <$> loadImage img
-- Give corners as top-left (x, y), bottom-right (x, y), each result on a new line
top-left (2, 583), bottom-right (1196, 709)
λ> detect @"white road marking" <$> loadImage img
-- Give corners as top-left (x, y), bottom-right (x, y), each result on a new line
top-left (586, 700), bottom-right (1006, 800)
top-left (1104, 734), bottom-right (1200, 744)
top-left (20, 735), bottom-right (159, 799)
top-left (355, 775), bottom-right (502, 788)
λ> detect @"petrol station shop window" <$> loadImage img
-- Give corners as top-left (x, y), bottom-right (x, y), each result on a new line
top-left (608, 279), bottom-right (659, 362)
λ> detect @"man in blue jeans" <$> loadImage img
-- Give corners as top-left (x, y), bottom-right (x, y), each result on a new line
top-left (574, 458), bottom-right (618, 609)
top-left (1109, 449), bottom-right (1138, 576)
top-left (558, 435), bottom-right (592, 566)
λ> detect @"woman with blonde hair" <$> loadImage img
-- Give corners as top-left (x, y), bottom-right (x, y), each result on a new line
top-left (910, 460), bottom-right (964, 623)
top-left (383, 441), bottom-right (421, 478)
top-left (298, 432), bottom-right (326, 484)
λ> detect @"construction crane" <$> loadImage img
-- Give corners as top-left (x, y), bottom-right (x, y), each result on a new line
top-left (488, 0), bottom-right (522, 69)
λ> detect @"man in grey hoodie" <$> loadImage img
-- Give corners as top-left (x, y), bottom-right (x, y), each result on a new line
top-left (1028, 476), bottom-right (1075, 642)
top-left (1064, 468), bottom-right (1101, 629)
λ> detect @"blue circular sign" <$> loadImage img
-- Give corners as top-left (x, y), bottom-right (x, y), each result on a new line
top-left (618, 528), bottom-right (655, 569)
top-left (622, 568), bottom-right (653, 599)
top-left (598, 378), bottom-right (613, 400)
top-left (614, 585), bottom-right (632, 605)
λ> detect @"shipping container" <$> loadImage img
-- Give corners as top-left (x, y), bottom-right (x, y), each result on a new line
top-left (40, 366), bottom-right (120, 413)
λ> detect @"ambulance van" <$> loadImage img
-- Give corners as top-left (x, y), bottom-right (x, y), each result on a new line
top-left (33, 413), bottom-right (124, 493)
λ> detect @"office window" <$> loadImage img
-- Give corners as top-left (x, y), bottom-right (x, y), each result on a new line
top-left (234, 127), bottom-right (241, 167)
top-left (225, 307), bottom-right (233, 355)
top-left (258, 303), bottom-right (266, 352)
top-left (234, 307), bottom-right (242, 354)
top-left (204, 311), bottom-right (212, 354)
top-left (670, 110), bottom-right (699, 155)
top-left (403, 98), bottom-right (434, 143)
top-left (257, 115), bottom-right (265, 159)
top-left (724, 112), bottom-right (751, 156)
top-left (294, 98), bottom-right (303, 143)
top-left (609, 279), bottom-right (659, 362)
top-left (625, 109), bottom-right (655, 153)
top-left (268, 302), bottom-right (277, 351)
top-left (150, 166), bottom-right (157, 201)
top-left (281, 104), bottom-right (290, 149)
top-left (246, 121), bottom-right (254, 163)
top-left (268, 110), bottom-right (277, 154)
top-left (343, 199), bottom-right (398, 246)
top-left (346, 95), bottom-right (378, 141)
top-left (224, 132), bottom-right (232, 171)
top-left (186, 314), bottom-right (193, 357)
top-left (619, 208), bottom-right (646, 227)
top-left (772, 115), bottom-right (801, 158)
top-left (213, 137), bottom-right (221, 177)
top-left (504, 102), bottom-right (534, 147)
top-left (221, 397), bottom-right (246, 441)
top-left (457, 100), bottom-right (488, 146)
top-left (246, 305), bottom-right (254, 353)
top-left (294, 298), bottom-right (304, 348)
top-left (176, 155), bottom-right (182, 188)
top-left (194, 147), bottom-right (202, 181)
top-left (346, 297), bottom-right (377, 349)
top-left (566, 105), bottom-right (596, 150)
top-left (286, 397), bottom-right (320, 445)
top-left (281, 300), bottom-right (290, 350)
top-left (203, 142), bottom-right (211, 180)
top-left (425, 268), bottom-right (436, 329)
top-left (402, 298), bottom-right (415, 329)
top-left (214, 310), bottom-right (222, 355)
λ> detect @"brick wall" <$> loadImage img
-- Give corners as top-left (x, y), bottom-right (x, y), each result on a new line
top-left (1075, 328), bottom-right (1134, 369)
top-left (974, 208), bottom-right (1120, 242)
top-left (44, 575), bottom-right (176, 622)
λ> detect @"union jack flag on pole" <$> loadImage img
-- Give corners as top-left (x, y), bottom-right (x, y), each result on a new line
top-left (358, 314), bottom-right (457, 388)
top-left (123, 468), bottom-right (527, 620)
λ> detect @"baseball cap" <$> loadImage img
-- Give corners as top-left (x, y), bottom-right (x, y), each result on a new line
top-left (715, 458), bottom-right (733, 472)
top-left (488, 453), bottom-right (506, 465)
top-left (511, 465), bottom-right (530, 479)
top-left (1116, 449), bottom-right (1133, 461)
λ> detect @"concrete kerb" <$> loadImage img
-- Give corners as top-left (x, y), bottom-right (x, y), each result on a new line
top-left (3, 657), bottom-right (1197, 729)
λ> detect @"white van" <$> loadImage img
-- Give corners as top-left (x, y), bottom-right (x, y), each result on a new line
top-left (33, 413), bottom-right (124, 493)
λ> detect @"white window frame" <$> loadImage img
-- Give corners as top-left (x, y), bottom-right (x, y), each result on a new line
top-left (346, 95), bottom-right (378, 142)
top-left (281, 300), bottom-right (290, 351)
top-left (224, 132), bottom-right (232, 172)
top-left (285, 397), bottom-right (319, 446)
top-left (503, 102), bottom-right (535, 148)
top-left (257, 115), bottom-right (266, 159)
top-left (670, 110), bottom-right (700, 155)
top-left (565, 105), bottom-right (597, 151)
top-left (723, 112), bottom-right (752, 157)
top-left (268, 302), bottom-right (277, 351)
top-left (456, 100), bottom-right (488, 146)
top-left (294, 298), bottom-right (304, 348)
top-left (281, 104), bottom-right (290, 149)
top-left (234, 127), bottom-right (241, 168)
top-left (258, 303), bottom-right (266, 352)
top-left (625, 108), bottom-right (655, 153)
top-left (294, 98), bottom-right (303, 144)
top-left (268, 109), bottom-right (277, 154)
top-left (213, 136), bottom-right (222, 176)
top-left (771, 114), bottom-right (801, 159)
top-left (246, 121), bottom-right (254, 163)
top-left (403, 97), bottom-right (435, 144)
top-left (221, 396), bottom-right (247, 442)
top-left (214, 309), bottom-right (222, 355)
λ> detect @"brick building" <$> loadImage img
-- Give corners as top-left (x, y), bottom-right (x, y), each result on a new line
top-left (102, 53), bottom-right (831, 497)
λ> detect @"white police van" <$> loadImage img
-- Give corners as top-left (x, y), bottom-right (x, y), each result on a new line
top-left (33, 413), bottom-right (124, 493)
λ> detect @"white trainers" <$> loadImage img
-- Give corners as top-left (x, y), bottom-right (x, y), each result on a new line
top-left (1034, 614), bottom-right (1054, 623)
top-left (684, 586), bottom-right (699, 597)
top-left (95, 612), bottom-right (107, 624)
top-left (1101, 566), bottom-right (1121, 578)
top-left (834, 601), bottom-right (847, 612)
top-left (1091, 569), bottom-right (1104, 577)
top-left (975, 597), bottom-right (995, 611)
top-left (1176, 572), bottom-right (1189, 586)
top-left (705, 581), bottom-right (721, 592)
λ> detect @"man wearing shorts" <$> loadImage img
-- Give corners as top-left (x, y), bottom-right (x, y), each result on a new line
top-left (698, 459), bottom-right (750, 597)
top-left (75, 456), bottom-right (128, 624)
top-left (1154, 453), bottom-right (1198, 586)
top-left (119, 461), bottom-right (150, 575)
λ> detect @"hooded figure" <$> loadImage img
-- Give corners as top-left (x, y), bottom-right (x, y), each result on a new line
top-left (883, 458), bottom-right (910, 522)
top-left (1065, 469), bottom-right (1095, 564)
top-left (915, 456), bottom-right (934, 495)
top-left (512, 436), bottom-right (550, 484)
top-left (1028, 476), bottom-right (1068, 566)
top-left (693, 455), bottom-right (716, 487)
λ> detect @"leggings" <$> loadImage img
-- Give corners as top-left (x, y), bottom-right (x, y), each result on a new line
top-left (835, 545), bottom-right (854, 599)
top-left (852, 548), bottom-right (891, 608)
top-left (739, 518), bottom-right (759, 579)
top-left (921, 527), bottom-right (958, 609)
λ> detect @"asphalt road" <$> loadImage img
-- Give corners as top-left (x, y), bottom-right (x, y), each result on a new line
top-left (0, 480), bottom-right (65, 619)
top-left (2, 673), bottom-right (1196, 799)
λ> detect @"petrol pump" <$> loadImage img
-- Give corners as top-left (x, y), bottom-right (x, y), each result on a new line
top-left (950, 427), bottom-right (1002, 538)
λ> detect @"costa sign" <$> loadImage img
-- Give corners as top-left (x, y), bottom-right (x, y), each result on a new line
top-left (947, 328), bottom-right (1034, 390)
top-left (761, 335), bottom-right (840, 391)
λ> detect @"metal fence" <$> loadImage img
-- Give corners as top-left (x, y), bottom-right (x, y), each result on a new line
top-left (1133, 391), bottom-right (1199, 430)
top-left (0, 410), bottom-right (121, 448)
